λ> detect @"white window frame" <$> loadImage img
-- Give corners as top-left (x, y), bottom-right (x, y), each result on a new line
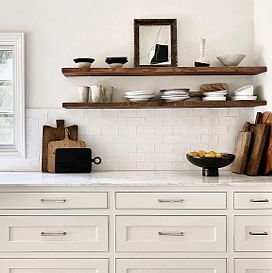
top-left (0, 33), bottom-right (25, 157)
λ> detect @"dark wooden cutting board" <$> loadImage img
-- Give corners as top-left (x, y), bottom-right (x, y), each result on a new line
top-left (42, 120), bottom-right (78, 172)
top-left (230, 122), bottom-right (252, 174)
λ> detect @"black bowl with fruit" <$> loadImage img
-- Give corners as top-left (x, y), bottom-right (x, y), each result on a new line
top-left (186, 150), bottom-right (235, 176)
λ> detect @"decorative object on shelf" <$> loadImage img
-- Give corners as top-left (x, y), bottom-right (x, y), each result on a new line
top-left (78, 86), bottom-right (89, 102)
top-left (134, 19), bottom-right (177, 67)
top-left (194, 38), bottom-right (210, 67)
top-left (202, 90), bottom-right (228, 101)
top-left (103, 86), bottom-right (114, 102)
top-left (187, 151), bottom-right (235, 176)
top-left (90, 85), bottom-right (103, 102)
top-left (124, 90), bottom-right (155, 102)
top-left (232, 85), bottom-right (256, 100)
top-left (217, 54), bottom-right (246, 67)
top-left (105, 57), bottom-right (128, 68)
top-left (62, 66), bottom-right (267, 77)
top-left (200, 83), bottom-right (229, 92)
top-left (160, 88), bottom-right (190, 101)
top-left (73, 58), bottom-right (95, 68)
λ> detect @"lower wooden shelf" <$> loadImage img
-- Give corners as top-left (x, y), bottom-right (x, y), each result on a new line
top-left (62, 100), bottom-right (267, 109)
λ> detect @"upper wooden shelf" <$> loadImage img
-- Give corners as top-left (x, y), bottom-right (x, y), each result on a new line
top-left (62, 66), bottom-right (267, 77)
top-left (62, 100), bottom-right (267, 109)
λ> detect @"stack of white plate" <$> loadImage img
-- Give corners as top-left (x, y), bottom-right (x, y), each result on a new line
top-left (160, 88), bottom-right (190, 102)
top-left (231, 85), bottom-right (257, 101)
top-left (124, 90), bottom-right (155, 102)
top-left (202, 90), bottom-right (228, 101)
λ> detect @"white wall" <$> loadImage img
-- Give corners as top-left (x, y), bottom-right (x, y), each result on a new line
top-left (253, 0), bottom-right (272, 110)
top-left (0, 0), bottom-right (254, 108)
top-left (0, 0), bottom-right (256, 171)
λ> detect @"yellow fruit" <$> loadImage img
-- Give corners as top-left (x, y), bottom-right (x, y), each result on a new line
top-left (215, 153), bottom-right (222, 158)
top-left (188, 151), bottom-right (199, 157)
top-left (198, 150), bottom-right (206, 157)
top-left (205, 153), bottom-right (216, 158)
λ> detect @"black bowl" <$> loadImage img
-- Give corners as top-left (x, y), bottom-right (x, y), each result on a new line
top-left (194, 61), bottom-right (210, 67)
top-left (105, 57), bottom-right (128, 65)
top-left (186, 153), bottom-right (235, 176)
top-left (73, 58), bottom-right (95, 63)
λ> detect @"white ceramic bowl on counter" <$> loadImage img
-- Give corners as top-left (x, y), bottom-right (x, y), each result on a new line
top-left (217, 54), bottom-right (246, 66)
top-left (233, 85), bottom-right (254, 96)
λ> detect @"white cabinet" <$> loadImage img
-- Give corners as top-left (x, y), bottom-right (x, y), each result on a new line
top-left (234, 192), bottom-right (272, 210)
top-left (116, 215), bottom-right (226, 252)
top-left (116, 259), bottom-right (226, 273)
top-left (0, 259), bottom-right (108, 273)
top-left (235, 215), bottom-right (272, 251)
top-left (116, 192), bottom-right (226, 209)
top-left (235, 259), bottom-right (272, 273)
top-left (0, 192), bottom-right (108, 209)
top-left (0, 215), bottom-right (108, 252)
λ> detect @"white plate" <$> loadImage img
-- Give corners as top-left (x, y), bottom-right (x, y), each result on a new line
top-left (203, 90), bottom-right (228, 96)
top-left (161, 94), bottom-right (190, 98)
top-left (125, 90), bottom-right (155, 96)
top-left (127, 98), bottom-right (152, 102)
top-left (231, 96), bottom-right (257, 101)
top-left (202, 96), bottom-right (227, 101)
top-left (161, 97), bottom-right (189, 101)
top-left (161, 91), bottom-right (189, 96)
top-left (160, 88), bottom-right (190, 92)
top-left (125, 95), bottom-right (154, 99)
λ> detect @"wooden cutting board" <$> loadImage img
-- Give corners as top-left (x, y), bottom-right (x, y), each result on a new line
top-left (200, 83), bottom-right (229, 92)
top-left (230, 122), bottom-right (252, 174)
top-left (42, 120), bottom-right (78, 172)
top-left (246, 113), bottom-right (270, 176)
top-left (260, 111), bottom-right (272, 175)
top-left (47, 128), bottom-right (86, 173)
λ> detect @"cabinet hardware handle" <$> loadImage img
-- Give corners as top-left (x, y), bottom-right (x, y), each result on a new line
top-left (250, 199), bottom-right (269, 203)
top-left (158, 199), bottom-right (184, 203)
top-left (40, 199), bottom-right (66, 203)
top-left (158, 231), bottom-right (184, 236)
top-left (249, 231), bottom-right (269, 236)
top-left (41, 231), bottom-right (67, 236)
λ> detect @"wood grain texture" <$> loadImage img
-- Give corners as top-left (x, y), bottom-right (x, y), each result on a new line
top-left (61, 67), bottom-right (267, 77)
top-left (47, 128), bottom-right (86, 173)
top-left (200, 83), bottom-right (229, 92)
top-left (62, 100), bottom-right (267, 109)
top-left (231, 122), bottom-right (252, 174)
top-left (42, 120), bottom-right (78, 172)
top-left (245, 123), bottom-right (270, 176)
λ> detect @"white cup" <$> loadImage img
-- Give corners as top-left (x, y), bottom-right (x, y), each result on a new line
top-left (90, 85), bottom-right (102, 103)
top-left (103, 86), bottom-right (114, 102)
top-left (78, 86), bottom-right (89, 102)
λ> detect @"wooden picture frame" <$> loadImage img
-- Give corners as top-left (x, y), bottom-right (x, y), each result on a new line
top-left (134, 19), bottom-right (177, 67)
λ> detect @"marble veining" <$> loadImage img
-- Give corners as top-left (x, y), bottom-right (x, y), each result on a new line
top-left (0, 171), bottom-right (271, 186)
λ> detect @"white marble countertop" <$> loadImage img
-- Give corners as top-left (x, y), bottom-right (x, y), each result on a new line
top-left (0, 171), bottom-right (271, 187)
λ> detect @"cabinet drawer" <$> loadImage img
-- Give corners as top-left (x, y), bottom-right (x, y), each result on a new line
top-left (116, 192), bottom-right (226, 210)
top-left (234, 192), bottom-right (272, 209)
top-left (0, 215), bottom-right (108, 252)
top-left (235, 216), bottom-right (272, 251)
top-left (0, 259), bottom-right (108, 273)
top-left (0, 192), bottom-right (108, 209)
top-left (116, 215), bottom-right (226, 252)
top-left (116, 259), bottom-right (226, 273)
top-left (235, 259), bottom-right (272, 273)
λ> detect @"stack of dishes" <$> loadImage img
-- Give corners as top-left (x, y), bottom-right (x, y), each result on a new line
top-left (231, 85), bottom-right (257, 101)
top-left (160, 88), bottom-right (190, 102)
top-left (202, 90), bottom-right (228, 101)
top-left (124, 90), bottom-right (155, 102)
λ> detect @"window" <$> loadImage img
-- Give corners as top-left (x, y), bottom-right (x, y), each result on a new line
top-left (0, 33), bottom-right (25, 157)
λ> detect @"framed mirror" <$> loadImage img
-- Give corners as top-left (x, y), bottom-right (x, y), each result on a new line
top-left (134, 19), bottom-right (177, 67)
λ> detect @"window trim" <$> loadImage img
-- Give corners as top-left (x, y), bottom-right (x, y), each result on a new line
top-left (0, 33), bottom-right (25, 157)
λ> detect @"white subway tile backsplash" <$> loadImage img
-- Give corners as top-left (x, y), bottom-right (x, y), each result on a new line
top-left (14, 107), bottom-right (254, 172)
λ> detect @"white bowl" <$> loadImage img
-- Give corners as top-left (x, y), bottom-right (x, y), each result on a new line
top-left (231, 96), bottom-right (257, 101)
top-left (109, 63), bottom-right (124, 68)
top-left (202, 96), bottom-right (226, 101)
top-left (234, 85), bottom-right (254, 96)
top-left (217, 54), bottom-right (246, 66)
top-left (77, 62), bottom-right (93, 68)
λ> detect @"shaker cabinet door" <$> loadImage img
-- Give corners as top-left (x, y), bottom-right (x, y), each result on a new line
top-left (235, 259), bottom-right (272, 273)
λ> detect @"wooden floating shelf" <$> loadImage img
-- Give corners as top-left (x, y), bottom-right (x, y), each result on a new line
top-left (62, 66), bottom-right (267, 77)
top-left (62, 100), bottom-right (267, 109)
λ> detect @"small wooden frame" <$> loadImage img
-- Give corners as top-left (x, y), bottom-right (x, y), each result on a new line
top-left (134, 19), bottom-right (177, 67)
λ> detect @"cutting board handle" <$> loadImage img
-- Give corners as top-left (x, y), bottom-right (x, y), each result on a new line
top-left (56, 120), bottom-right (65, 128)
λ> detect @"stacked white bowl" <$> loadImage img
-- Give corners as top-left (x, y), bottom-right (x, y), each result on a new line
top-left (231, 85), bottom-right (257, 101)
top-left (124, 90), bottom-right (155, 102)
top-left (202, 90), bottom-right (228, 101)
top-left (160, 88), bottom-right (190, 102)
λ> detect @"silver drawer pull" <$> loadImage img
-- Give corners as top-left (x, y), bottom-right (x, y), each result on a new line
top-left (41, 231), bottom-right (67, 236)
top-left (40, 199), bottom-right (66, 203)
top-left (158, 231), bottom-right (184, 236)
top-left (249, 231), bottom-right (269, 236)
top-left (158, 199), bottom-right (184, 203)
top-left (250, 199), bottom-right (269, 203)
